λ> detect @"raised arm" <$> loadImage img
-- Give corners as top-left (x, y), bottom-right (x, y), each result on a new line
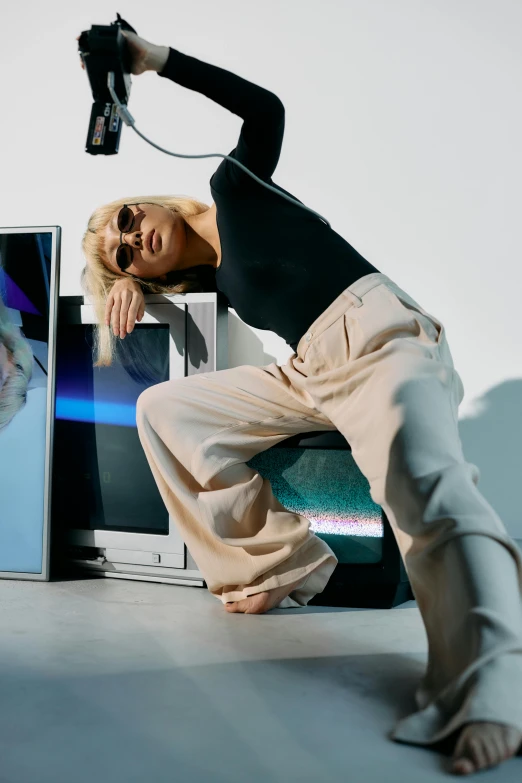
top-left (157, 47), bottom-right (285, 190)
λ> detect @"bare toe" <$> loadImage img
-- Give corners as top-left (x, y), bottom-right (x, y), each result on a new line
top-left (451, 722), bottom-right (521, 776)
top-left (224, 579), bottom-right (304, 615)
top-left (224, 593), bottom-right (270, 614)
top-left (451, 757), bottom-right (475, 775)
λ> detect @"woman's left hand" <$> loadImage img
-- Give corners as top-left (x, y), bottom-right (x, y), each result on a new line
top-left (76, 31), bottom-right (168, 76)
top-left (120, 30), bottom-right (169, 75)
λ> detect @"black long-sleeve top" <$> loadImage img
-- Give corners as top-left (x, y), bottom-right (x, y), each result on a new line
top-left (158, 47), bottom-right (380, 352)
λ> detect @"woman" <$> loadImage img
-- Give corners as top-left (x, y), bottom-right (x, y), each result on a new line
top-left (79, 30), bottom-right (522, 775)
top-left (0, 291), bottom-right (34, 431)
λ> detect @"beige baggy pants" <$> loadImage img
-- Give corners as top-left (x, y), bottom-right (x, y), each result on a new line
top-left (136, 272), bottom-right (522, 747)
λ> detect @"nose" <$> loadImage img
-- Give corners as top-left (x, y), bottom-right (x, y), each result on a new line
top-left (0, 343), bottom-right (10, 388)
top-left (123, 230), bottom-right (142, 248)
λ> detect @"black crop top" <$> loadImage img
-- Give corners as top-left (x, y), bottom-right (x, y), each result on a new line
top-left (158, 47), bottom-right (380, 352)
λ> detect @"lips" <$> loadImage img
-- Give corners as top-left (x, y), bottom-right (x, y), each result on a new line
top-left (146, 229), bottom-right (155, 254)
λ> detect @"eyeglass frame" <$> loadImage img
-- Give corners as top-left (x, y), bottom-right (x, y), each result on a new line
top-left (115, 202), bottom-right (155, 273)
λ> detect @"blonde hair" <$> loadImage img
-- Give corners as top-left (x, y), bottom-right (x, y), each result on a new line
top-left (81, 194), bottom-right (217, 367)
top-left (0, 292), bottom-right (34, 432)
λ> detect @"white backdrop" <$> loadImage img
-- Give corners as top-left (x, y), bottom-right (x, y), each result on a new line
top-left (2, 0), bottom-right (521, 536)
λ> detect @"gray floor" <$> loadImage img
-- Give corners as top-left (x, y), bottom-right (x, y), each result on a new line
top-left (0, 576), bottom-right (520, 783)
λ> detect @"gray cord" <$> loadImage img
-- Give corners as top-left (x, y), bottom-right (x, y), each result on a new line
top-left (107, 72), bottom-right (331, 228)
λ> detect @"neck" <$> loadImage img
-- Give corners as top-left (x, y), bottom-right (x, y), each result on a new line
top-left (178, 207), bottom-right (219, 271)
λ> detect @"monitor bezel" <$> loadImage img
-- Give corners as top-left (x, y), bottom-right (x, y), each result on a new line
top-left (0, 225), bottom-right (61, 581)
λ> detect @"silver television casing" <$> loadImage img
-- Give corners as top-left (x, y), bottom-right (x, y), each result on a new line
top-left (0, 226), bottom-right (61, 582)
top-left (56, 291), bottom-right (228, 587)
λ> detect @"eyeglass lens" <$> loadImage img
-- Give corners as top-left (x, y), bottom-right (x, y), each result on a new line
top-left (116, 206), bottom-right (135, 271)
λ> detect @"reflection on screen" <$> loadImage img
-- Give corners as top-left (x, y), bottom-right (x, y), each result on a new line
top-left (0, 231), bottom-right (52, 574)
top-left (53, 324), bottom-right (170, 535)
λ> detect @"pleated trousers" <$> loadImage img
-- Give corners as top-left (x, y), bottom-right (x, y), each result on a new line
top-left (136, 272), bottom-right (522, 745)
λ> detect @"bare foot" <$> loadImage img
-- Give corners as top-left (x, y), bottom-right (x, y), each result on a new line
top-left (451, 721), bottom-right (522, 775)
top-left (224, 578), bottom-right (303, 614)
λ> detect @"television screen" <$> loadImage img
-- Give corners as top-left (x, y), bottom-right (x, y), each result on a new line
top-left (248, 447), bottom-right (384, 564)
top-left (53, 322), bottom-right (170, 535)
top-left (0, 228), bottom-right (60, 578)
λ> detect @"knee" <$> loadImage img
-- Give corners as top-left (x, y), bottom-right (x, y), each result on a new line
top-left (136, 380), bottom-right (178, 423)
top-left (137, 381), bottom-right (164, 408)
top-left (136, 378), bottom-right (203, 430)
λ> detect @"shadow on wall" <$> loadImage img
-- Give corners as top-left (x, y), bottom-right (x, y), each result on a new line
top-left (228, 311), bottom-right (280, 369)
top-left (457, 379), bottom-right (522, 543)
top-left (226, 317), bottom-right (522, 545)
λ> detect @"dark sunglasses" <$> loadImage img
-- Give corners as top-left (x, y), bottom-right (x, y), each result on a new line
top-left (115, 203), bottom-right (142, 272)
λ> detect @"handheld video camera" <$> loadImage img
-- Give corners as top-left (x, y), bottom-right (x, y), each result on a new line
top-left (78, 13), bottom-right (137, 155)
top-left (77, 14), bottom-right (332, 226)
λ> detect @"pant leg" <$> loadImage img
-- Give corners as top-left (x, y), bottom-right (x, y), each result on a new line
top-left (135, 365), bottom-right (338, 607)
top-left (275, 273), bottom-right (522, 745)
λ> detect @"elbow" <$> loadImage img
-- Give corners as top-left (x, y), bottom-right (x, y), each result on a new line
top-left (259, 90), bottom-right (284, 116)
top-left (270, 94), bottom-right (285, 116)
top-left (263, 94), bottom-right (285, 128)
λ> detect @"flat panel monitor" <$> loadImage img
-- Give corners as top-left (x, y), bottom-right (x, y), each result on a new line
top-left (0, 227), bottom-right (61, 580)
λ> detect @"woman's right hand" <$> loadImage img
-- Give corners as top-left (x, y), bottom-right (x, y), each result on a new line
top-left (76, 31), bottom-right (169, 75)
top-left (105, 278), bottom-right (145, 339)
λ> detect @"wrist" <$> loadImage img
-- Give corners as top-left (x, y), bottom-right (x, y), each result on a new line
top-left (147, 45), bottom-right (170, 73)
